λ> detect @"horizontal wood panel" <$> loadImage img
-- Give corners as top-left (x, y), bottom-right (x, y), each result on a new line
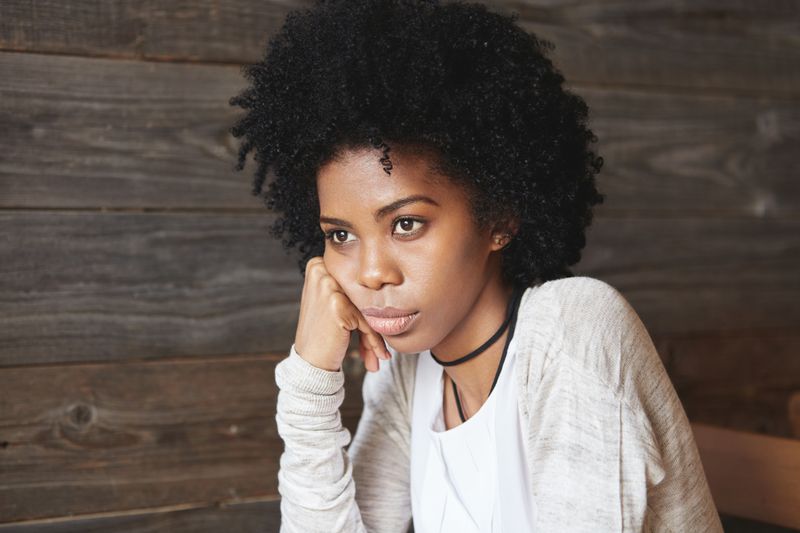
top-left (0, 51), bottom-right (252, 209)
top-left (0, 0), bottom-right (296, 64)
top-left (693, 423), bottom-right (800, 530)
top-left (661, 335), bottom-right (800, 437)
top-left (584, 87), bottom-right (800, 216)
top-left (0, 212), bottom-right (303, 366)
top-left (576, 215), bottom-right (800, 334)
top-left (1, 51), bottom-right (798, 213)
top-left (513, 0), bottom-right (800, 96)
top-left (0, 500), bottom-right (281, 532)
top-left (0, 1), bottom-right (797, 95)
top-left (0, 353), bottom-right (366, 523)
top-left (2, 212), bottom-right (798, 365)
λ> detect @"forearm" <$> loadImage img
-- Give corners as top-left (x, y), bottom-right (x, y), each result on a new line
top-left (274, 344), bottom-right (366, 533)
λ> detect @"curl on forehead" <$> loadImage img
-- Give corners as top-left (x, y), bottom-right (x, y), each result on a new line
top-left (324, 140), bottom-right (453, 188)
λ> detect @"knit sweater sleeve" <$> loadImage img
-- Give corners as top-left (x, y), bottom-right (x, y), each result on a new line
top-left (273, 343), bottom-right (413, 533)
top-left (608, 286), bottom-right (724, 532)
top-left (349, 346), bottom-right (415, 532)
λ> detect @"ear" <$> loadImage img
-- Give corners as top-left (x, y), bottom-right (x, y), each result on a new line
top-left (489, 216), bottom-right (520, 251)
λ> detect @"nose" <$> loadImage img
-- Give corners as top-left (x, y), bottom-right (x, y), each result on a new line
top-left (357, 241), bottom-right (402, 290)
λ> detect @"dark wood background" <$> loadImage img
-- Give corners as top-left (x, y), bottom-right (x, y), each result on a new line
top-left (1, 1), bottom-right (798, 531)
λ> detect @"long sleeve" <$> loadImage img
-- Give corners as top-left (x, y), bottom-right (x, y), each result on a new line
top-left (525, 276), bottom-right (725, 531)
top-left (349, 345), bottom-right (415, 532)
top-left (274, 343), bottom-right (415, 533)
top-left (274, 344), bottom-right (366, 532)
top-left (613, 289), bottom-right (724, 532)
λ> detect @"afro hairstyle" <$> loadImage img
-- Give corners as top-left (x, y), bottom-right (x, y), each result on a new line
top-left (229, 0), bottom-right (605, 287)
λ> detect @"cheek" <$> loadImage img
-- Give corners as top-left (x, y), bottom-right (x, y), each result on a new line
top-left (427, 231), bottom-right (486, 281)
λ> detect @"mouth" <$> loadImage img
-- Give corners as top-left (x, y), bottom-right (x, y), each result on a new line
top-left (362, 311), bottom-right (420, 336)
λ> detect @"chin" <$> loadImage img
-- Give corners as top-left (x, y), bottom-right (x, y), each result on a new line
top-left (383, 333), bottom-right (431, 356)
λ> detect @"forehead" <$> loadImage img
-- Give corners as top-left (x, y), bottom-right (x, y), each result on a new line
top-left (316, 146), bottom-right (460, 210)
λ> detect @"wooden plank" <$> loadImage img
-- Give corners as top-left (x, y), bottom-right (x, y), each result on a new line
top-left (0, 51), bottom-right (253, 210)
top-left (0, 212), bottom-right (303, 366)
top-left (1, 211), bottom-right (798, 365)
top-left (692, 422), bottom-right (800, 530)
top-left (576, 215), bottom-right (800, 335)
top-left (505, 0), bottom-right (800, 96)
top-left (0, 0), bottom-right (300, 64)
top-left (660, 335), bottom-right (800, 438)
top-left (1, 51), bottom-right (797, 212)
top-left (0, 1), bottom-right (797, 95)
top-left (583, 87), bottom-right (800, 216)
top-left (0, 352), bottom-right (366, 523)
top-left (0, 500), bottom-right (281, 532)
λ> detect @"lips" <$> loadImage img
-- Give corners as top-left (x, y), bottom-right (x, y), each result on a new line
top-left (361, 307), bottom-right (419, 336)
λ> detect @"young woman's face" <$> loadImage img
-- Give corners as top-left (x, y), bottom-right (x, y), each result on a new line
top-left (317, 146), bottom-right (505, 354)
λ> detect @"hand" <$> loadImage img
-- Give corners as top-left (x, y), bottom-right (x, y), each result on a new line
top-left (294, 257), bottom-right (391, 373)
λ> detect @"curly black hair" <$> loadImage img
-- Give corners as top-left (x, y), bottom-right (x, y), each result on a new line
top-left (229, 0), bottom-right (604, 287)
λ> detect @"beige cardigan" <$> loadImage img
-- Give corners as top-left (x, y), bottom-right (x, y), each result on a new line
top-left (274, 276), bottom-right (724, 532)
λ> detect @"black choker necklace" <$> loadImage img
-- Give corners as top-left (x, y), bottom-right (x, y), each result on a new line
top-left (430, 284), bottom-right (525, 422)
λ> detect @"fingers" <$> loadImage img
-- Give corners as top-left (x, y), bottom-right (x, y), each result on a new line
top-left (358, 330), bottom-right (379, 373)
top-left (355, 313), bottom-right (391, 372)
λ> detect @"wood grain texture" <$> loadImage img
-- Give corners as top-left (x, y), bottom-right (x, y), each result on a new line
top-left (582, 87), bottom-right (800, 217)
top-left (1, 1), bottom-right (797, 95)
top-left (2, 211), bottom-right (798, 365)
top-left (0, 351), bottom-right (367, 523)
top-left (0, 500), bottom-right (282, 532)
top-left (0, 0), bottom-right (303, 64)
top-left (576, 215), bottom-right (800, 334)
top-left (0, 51), bottom-right (253, 210)
top-left (0, 212), bottom-right (303, 366)
top-left (660, 335), bottom-right (800, 438)
top-left (693, 422), bottom-right (800, 530)
top-left (1, 52), bottom-right (799, 212)
top-left (508, 0), bottom-right (800, 96)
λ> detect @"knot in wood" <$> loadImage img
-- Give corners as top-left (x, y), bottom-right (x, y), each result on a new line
top-left (67, 403), bottom-right (95, 428)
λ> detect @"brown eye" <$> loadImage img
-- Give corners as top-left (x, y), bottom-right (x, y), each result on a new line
top-left (394, 217), bottom-right (423, 235)
top-left (333, 230), bottom-right (353, 243)
top-left (324, 229), bottom-right (355, 246)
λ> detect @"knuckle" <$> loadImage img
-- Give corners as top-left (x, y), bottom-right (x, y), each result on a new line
top-left (320, 275), bottom-right (338, 292)
top-left (305, 257), bottom-right (324, 276)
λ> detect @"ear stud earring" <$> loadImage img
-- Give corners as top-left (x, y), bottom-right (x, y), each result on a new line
top-left (494, 233), bottom-right (511, 246)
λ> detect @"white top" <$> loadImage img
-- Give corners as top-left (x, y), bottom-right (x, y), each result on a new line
top-left (410, 331), bottom-right (537, 532)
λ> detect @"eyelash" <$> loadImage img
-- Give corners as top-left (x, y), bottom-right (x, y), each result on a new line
top-left (324, 217), bottom-right (425, 247)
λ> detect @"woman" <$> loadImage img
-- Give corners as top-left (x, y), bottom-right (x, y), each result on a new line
top-left (229, 1), bottom-right (723, 531)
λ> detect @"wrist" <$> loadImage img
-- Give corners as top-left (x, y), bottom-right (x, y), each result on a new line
top-left (293, 344), bottom-right (342, 372)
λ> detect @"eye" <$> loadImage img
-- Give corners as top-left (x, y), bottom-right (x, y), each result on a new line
top-left (393, 217), bottom-right (424, 236)
top-left (324, 229), bottom-right (355, 246)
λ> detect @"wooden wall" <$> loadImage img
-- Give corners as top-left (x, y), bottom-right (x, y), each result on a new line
top-left (1, 1), bottom-right (797, 531)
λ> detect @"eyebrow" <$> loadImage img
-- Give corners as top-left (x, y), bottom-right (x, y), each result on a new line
top-left (319, 195), bottom-right (440, 227)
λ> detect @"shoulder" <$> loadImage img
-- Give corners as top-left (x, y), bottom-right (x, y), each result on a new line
top-left (520, 275), bottom-right (639, 343)
top-left (539, 275), bottom-right (633, 320)
top-left (518, 275), bottom-right (654, 392)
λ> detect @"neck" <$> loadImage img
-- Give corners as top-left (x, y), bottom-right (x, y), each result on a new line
top-left (431, 272), bottom-right (515, 411)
